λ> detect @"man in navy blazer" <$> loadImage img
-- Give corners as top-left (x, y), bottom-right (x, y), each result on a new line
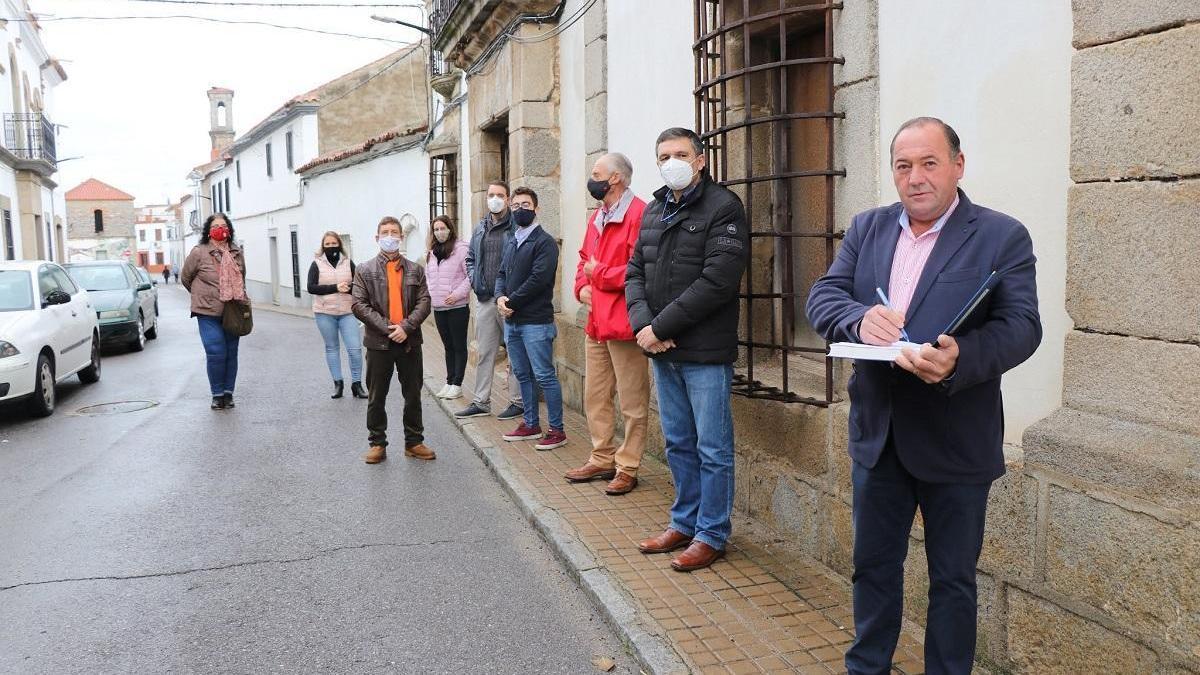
top-left (806, 118), bottom-right (1041, 674)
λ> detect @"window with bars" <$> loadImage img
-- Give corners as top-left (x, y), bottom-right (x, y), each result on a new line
top-left (429, 154), bottom-right (458, 225)
top-left (694, 0), bottom-right (845, 405)
top-left (2, 210), bottom-right (13, 260)
top-left (290, 229), bottom-right (301, 298)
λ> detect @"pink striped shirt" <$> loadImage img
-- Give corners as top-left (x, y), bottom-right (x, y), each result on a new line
top-left (888, 196), bottom-right (959, 317)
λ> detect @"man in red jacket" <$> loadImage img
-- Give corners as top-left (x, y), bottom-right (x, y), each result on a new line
top-left (564, 153), bottom-right (652, 496)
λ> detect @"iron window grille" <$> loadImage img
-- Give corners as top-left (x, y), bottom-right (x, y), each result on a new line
top-left (694, 0), bottom-right (845, 406)
top-left (429, 155), bottom-right (458, 225)
top-left (290, 230), bottom-right (301, 298)
top-left (2, 210), bottom-right (13, 260)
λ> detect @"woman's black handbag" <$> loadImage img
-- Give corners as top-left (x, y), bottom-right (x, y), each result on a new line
top-left (222, 301), bottom-right (253, 336)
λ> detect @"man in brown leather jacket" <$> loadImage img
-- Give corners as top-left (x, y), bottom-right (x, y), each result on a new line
top-left (351, 216), bottom-right (433, 464)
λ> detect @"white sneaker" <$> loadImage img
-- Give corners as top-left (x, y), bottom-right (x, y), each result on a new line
top-left (445, 385), bottom-right (462, 399)
top-left (435, 384), bottom-right (450, 398)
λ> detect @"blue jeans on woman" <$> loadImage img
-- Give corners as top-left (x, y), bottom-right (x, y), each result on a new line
top-left (652, 360), bottom-right (735, 551)
top-left (503, 321), bottom-right (562, 431)
top-left (197, 315), bottom-right (240, 396)
top-left (314, 312), bottom-right (363, 383)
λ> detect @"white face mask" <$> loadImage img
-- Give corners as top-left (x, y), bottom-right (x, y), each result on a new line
top-left (659, 157), bottom-right (697, 191)
top-left (487, 196), bottom-right (506, 214)
top-left (378, 235), bottom-right (402, 253)
top-left (433, 229), bottom-right (449, 243)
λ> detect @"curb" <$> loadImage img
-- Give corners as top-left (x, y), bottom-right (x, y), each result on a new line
top-left (423, 376), bottom-right (691, 675)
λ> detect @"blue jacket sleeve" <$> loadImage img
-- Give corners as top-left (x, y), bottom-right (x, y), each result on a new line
top-left (806, 213), bottom-right (871, 343)
top-left (944, 224), bottom-right (1042, 395)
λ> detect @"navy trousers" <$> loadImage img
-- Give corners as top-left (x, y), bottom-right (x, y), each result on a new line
top-left (845, 436), bottom-right (992, 675)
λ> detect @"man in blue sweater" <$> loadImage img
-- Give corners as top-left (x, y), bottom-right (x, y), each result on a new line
top-left (496, 186), bottom-right (567, 450)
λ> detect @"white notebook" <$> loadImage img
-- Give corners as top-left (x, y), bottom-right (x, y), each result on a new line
top-left (828, 341), bottom-right (922, 361)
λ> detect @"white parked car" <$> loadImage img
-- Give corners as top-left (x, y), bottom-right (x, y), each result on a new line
top-left (0, 260), bottom-right (102, 417)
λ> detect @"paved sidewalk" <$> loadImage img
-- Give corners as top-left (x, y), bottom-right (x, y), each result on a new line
top-left (420, 328), bottom-right (926, 674)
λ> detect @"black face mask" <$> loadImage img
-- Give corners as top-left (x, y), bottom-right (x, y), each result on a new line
top-left (511, 208), bottom-right (537, 228)
top-left (324, 247), bottom-right (341, 263)
top-left (587, 178), bottom-right (612, 201)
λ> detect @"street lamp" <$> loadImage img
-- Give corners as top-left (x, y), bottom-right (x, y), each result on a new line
top-left (370, 14), bottom-right (431, 35)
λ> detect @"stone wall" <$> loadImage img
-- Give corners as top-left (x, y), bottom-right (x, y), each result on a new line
top-left (1001, 6), bottom-right (1200, 673)
top-left (316, 47), bottom-right (429, 156)
top-left (67, 200), bottom-right (135, 241)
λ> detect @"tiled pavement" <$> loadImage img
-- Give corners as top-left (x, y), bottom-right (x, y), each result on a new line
top-left (419, 329), bottom-right (926, 674)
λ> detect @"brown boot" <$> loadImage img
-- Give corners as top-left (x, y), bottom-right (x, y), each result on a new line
top-left (404, 443), bottom-right (436, 460)
top-left (637, 528), bottom-right (692, 554)
top-left (363, 445), bottom-right (387, 464)
top-left (564, 463), bottom-right (616, 483)
top-left (670, 541), bottom-right (725, 572)
top-left (604, 472), bottom-right (638, 495)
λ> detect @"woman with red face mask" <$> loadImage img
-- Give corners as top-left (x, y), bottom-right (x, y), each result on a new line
top-left (181, 213), bottom-right (248, 410)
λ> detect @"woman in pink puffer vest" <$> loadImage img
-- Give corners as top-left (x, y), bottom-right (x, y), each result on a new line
top-left (426, 215), bottom-right (471, 399)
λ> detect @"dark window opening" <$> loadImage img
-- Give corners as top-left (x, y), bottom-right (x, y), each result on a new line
top-left (2, 210), bottom-right (13, 260)
top-left (93, 209), bottom-right (104, 233)
top-left (224, 178), bottom-right (231, 212)
top-left (285, 131), bottom-right (294, 170)
top-left (266, 142), bottom-right (274, 178)
top-left (236, 160), bottom-right (242, 188)
top-left (429, 154), bottom-right (458, 225)
top-left (695, 0), bottom-right (845, 405)
top-left (290, 229), bottom-right (300, 298)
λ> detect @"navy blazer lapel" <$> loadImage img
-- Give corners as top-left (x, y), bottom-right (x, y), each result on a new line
top-left (905, 190), bottom-right (978, 322)
top-left (874, 204), bottom-right (903, 294)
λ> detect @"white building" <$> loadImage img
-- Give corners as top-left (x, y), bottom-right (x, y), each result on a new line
top-left (134, 203), bottom-right (174, 273)
top-left (187, 46), bottom-right (431, 310)
top-left (0, 3), bottom-right (67, 262)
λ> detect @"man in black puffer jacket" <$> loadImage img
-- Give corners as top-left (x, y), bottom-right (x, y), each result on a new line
top-left (626, 127), bottom-right (748, 573)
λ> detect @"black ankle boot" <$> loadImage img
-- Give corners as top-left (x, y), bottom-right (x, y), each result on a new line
top-left (331, 380), bottom-right (344, 399)
top-left (223, 392), bottom-right (235, 408)
top-left (351, 382), bottom-right (367, 399)
top-left (211, 396), bottom-right (225, 410)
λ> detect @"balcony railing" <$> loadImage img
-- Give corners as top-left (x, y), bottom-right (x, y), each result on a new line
top-left (430, 49), bottom-right (451, 77)
top-left (4, 113), bottom-right (57, 167)
top-left (429, 0), bottom-right (464, 42)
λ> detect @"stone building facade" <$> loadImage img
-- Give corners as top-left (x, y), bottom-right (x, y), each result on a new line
top-left (64, 178), bottom-right (136, 262)
top-left (428, 2), bottom-right (1197, 671)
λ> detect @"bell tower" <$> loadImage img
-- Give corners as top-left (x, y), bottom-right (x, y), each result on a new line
top-left (207, 87), bottom-right (235, 159)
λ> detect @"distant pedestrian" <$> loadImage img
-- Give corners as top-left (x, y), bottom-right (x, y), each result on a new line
top-left (308, 231), bottom-right (366, 400)
top-left (628, 127), bottom-right (748, 572)
top-left (455, 180), bottom-right (524, 421)
top-left (161, 266), bottom-right (171, 285)
top-left (352, 216), bottom-right (433, 464)
top-left (496, 187), bottom-right (567, 451)
top-left (564, 152), bottom-right (650, 496)
top-left (181, 213), bottom-right (248, 411)
top-left (426, 214), bottom-right (471, 401)
top-left (173, 269), bottom-right (180, 284)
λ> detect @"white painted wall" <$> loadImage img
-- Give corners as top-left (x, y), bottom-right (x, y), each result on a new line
top-left (878, 0), bottom-right (1073, 443)
top-left (300, 145), bottom-right (430, 286)
top-left (556, 0), bottom-right (695, 315)
top-left (557, 0), bottom-right (588, 318)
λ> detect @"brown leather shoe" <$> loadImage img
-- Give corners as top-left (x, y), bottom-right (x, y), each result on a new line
top-left (637, 528), bottom-right (692, 554)
top-left (564, 463), bottom-right (616, 483)
top-left (404, 443), bottom-right (436, 460)
top-left (604, 472), bottom-right (638, 495)
top-left (670, 541), bottom-right (725, 572)
top-left (363, 445), bottom-right (387, 464)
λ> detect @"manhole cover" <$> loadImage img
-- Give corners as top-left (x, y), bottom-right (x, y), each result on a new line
top-left (76, 400), bottom-right (159, 415)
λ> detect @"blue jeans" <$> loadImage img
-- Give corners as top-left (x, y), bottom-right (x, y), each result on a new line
top-left (314, 312), bottom-right (363, 383)
top-left (197, 315), bottom-right (239, 396)
top-left (652, 360), bottom-right (735, 550)
top-left (503, 321), bottom-right (562, 431)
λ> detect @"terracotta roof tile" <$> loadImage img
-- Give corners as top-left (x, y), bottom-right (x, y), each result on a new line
top-left (65, 178), bottom-right (135, 202)
top-left (295, 124), bottom-right (428, 174)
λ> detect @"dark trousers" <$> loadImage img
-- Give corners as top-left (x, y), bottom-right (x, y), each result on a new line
top-left (365, 343), bottom-right (423, 449)
top-left (433, 306), bottom-right (470, 386)
top-left (846, 436), bottom-right (991, 675)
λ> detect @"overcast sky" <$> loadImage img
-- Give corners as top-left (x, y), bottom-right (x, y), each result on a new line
top-left (29, 0), bottom-right (427, 205)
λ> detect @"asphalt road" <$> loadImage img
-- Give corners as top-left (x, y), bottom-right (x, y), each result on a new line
top-left (0, 284), bottom-right (634, 674)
